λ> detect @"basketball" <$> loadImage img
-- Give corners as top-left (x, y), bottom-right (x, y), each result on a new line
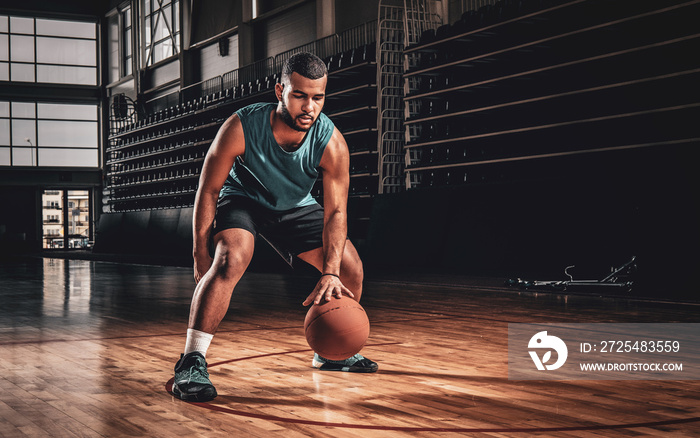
top-left (304, 295), bottom-right (370, 360)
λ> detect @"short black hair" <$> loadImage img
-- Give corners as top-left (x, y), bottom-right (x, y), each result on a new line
top-left (281, 52), bottom-right (327, 82)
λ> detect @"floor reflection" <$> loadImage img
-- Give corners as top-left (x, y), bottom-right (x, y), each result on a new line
top-left (42, 258), bottom-right (92, 318)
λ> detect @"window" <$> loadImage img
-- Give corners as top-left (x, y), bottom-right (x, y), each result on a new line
top-left (108, 14), bottom-right (119, 83)
top-left (142, 0), bottom-right (180, 67)
top-left (107, 5), bottom-right (133, 84)
top-left (41, 189), bottom-right (92, 249)
top-left (123, 6), bottom-right (133, 76)
top-left (0, 15), bottom-right (97, 85)
top-left (0, 101), bottom-right (99, 167)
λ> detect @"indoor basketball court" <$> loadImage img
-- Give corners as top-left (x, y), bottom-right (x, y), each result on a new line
top-left (1, 0), bottom-right (699, 436)
top-left (0, 257), bottom-right (698, 436)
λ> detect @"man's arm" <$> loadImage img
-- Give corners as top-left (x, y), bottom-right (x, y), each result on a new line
top-left (302, 128), bottom-right (355, 305)
top-left (319, 128), bottom-right (351, 275)
top-left (192, 114), bottom-right (245, 283)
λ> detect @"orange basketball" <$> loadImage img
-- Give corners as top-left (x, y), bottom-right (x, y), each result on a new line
top-left (304, 295), bottom-right (370, 360)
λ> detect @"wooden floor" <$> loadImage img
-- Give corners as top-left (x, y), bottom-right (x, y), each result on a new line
top-left (0, 257), bottom-right (698, 437)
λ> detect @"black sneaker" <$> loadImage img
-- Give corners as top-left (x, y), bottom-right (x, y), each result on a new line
top-left (312, 353), bottom-right (378, 373)
top-left (173, 352), bottom-right (218, 402)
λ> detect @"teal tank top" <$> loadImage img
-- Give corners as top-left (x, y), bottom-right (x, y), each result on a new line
top-left (219, 102), bottom-right (335, 211)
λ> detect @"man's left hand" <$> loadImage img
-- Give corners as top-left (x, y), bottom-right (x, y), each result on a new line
top-left (302, 275), bottom-right (355, 306)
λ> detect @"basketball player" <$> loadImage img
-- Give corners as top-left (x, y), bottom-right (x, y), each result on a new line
top-left (172, 52), bottom-right (378, 402)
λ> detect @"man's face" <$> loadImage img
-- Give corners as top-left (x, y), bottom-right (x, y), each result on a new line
top-left (276, 72), bottom-right (327, 132)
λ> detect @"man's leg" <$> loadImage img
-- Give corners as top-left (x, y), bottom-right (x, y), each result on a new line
top-left (189, 228), bottom-right (255, 333)
top-left (173, 228), bottom-right (255, 401)
top-left (297, 241), bottom-right (377, 373)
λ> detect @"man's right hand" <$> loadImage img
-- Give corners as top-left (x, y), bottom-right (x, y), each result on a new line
top-left (193, 250), bottom-right (213, 284)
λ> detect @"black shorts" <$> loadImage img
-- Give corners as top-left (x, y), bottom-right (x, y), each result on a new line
top-left (212, 196), bottom-right (324, 265)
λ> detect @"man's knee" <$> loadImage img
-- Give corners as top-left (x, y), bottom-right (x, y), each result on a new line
top-left (211, 231), bottom-right (254, 281)
top-left (347, 256), bottom-right (364, 283)
top-left (342, 247), bottom-right (364, 287)
top-left (211, 249), bottom-right (250, 281)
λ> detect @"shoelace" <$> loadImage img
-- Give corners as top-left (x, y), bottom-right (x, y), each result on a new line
top-left (347, 354), bottom-right (362, 364)
top-left (186, 361), bottom-right (210, 383)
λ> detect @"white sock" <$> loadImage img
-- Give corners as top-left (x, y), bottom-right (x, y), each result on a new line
top-left (184, 328), bottom-right (214, 357)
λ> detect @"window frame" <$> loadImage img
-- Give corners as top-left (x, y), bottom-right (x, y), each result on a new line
top-left (0, 99), bottom-right (100, 168)
top-left (122, 5), bottom-right (133, 77)
top-left (140, 0), bottom-right (181, 68)
top-left (106, 4), bottom-right (134, 85)
top-left (0, 14), bottom-right (98, 85)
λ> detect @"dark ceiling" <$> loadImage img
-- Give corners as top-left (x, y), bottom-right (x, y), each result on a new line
top-left (1, 0), bottom-right (114, 18)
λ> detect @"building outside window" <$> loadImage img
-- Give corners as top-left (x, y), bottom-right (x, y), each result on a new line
top-left (41, 189), bottom-right (91, 249)
top-left (42, 190), bottom-right (63, 248)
